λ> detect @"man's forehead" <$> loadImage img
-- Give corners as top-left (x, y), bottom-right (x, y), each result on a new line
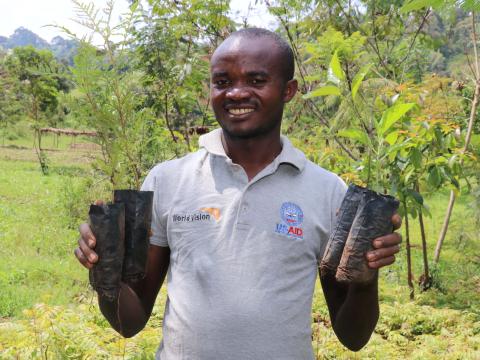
top-left (210, 36), bottom-right (281, 69)
top-left (220, 36), bottom-right (244, 52)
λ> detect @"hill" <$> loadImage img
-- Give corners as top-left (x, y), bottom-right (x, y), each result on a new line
top-left (0, 27), bottom-right (77, 63)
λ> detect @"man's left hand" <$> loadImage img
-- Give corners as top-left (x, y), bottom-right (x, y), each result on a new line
top-left (366, 213), bottom-right (402, 269)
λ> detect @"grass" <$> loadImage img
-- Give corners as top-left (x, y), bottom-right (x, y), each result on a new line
top-left (0, 131), bottom-right (479, 358)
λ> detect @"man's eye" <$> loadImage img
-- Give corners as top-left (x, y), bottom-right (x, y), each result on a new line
top-left (251, 78), bottom-right (265, 85)
top-left (214, 80), bottom-right (229, 86)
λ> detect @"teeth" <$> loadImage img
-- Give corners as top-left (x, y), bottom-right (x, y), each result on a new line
top-left (228, 108), bottom-right (254, 115)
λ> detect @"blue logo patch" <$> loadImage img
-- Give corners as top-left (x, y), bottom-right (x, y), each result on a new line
top-left (280, 202), bottom-right (304, 227)
top-left (275, 202), bottom-right (304, 239)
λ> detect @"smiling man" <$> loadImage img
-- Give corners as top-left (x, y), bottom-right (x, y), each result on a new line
top-left (75, 28), bottom-right (402, 359)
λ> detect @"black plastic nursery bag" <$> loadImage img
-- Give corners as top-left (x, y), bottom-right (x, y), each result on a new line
top-left (335, 190), bottom-right (399, 284)
top-left (114, 190), bottom-right (154, 282)
top-left (320, 184), bottom-right (366, 278)
top-left (88, 203), bottom-right (125, 300)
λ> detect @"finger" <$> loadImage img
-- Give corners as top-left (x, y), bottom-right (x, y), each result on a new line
top-left (94, 199), bottom-right (105, 206)
top-left (392, 213), bottom-right (402, 230)
top-left (366, 245), bottom-right (400, 262)
top-left (74, 247), bottom-right (94, 269)
top-left (79, 223), bottom-right (96, 248)
top-left (78, 236), bottom-right (98, 264)
top-left (372, 233), bottom-right (402, 248)
top-left (368, 255), bottom-right (395, 269)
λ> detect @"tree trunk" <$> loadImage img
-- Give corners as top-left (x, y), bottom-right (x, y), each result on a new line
top-left (417, 185), bottom-right (431, 291)
top-left (434, 11), bottom-right (480, 264)
top-left (403, 201), bottom-right (414, 300)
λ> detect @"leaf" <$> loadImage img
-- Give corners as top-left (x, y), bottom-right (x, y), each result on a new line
top-left (407, 189), bottom-right (424, 205)
top-left (129, 1), bottom-right (139, 12)
top-left (410, 148), bottom-right (422, 169)
top-left (385, 131), bottom-right (399, 145)
top-left (303, 85), bottom-right (341, 99)
top-left (421, 203), bottom-right (432, 217)
top-left (329, 50), bottom-right (345, 82)
top-left (459, 0), bottom-right (480, 11)
top-left (401, 0), bottom-right (432, 12)
top-left (304, 73), bottom-right (322, 82)
top-left (427, 167), bottom-right (442, 188)
top-left (400, 0), bottom-right (443, 13)
top-left (404, 168), bottom-right (415, 183)
top-left (448, 154), bottom-right (458, 169)
top-left (337, 128), bottom-right (370, 145)
top-left (377, 103), bottom-right (416, 136)
top-left (351, 64), bottom-right (371, 100)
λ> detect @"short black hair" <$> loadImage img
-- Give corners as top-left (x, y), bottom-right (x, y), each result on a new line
top-left (226, 28), bottom-right (295, 82)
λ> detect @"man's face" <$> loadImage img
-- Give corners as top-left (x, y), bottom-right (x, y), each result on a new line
top-left (210, 36), bottom-right (297, 139)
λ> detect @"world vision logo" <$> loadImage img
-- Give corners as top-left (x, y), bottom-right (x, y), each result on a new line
top-left (200, 207), bottom-right (221, 221)
top-left (172, 207), bottom-right (221, 223)
top-left (275, 202), bottom-right (304, 239)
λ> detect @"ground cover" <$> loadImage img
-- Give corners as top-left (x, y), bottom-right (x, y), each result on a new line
top-left (0, 135), bottom-right (479, 359)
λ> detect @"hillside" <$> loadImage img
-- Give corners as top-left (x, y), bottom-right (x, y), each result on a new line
top-left (0, 27), bottom-right (77, 63)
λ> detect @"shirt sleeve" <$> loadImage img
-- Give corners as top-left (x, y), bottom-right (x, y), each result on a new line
top-left (141, 167), bottom-right (169, 248)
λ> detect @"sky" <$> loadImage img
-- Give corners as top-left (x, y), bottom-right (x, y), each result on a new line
top-left (0, 0), bottom-right (276, 42)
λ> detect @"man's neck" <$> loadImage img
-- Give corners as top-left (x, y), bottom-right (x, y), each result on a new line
top-left (221, 130), bottom-right (282, 181)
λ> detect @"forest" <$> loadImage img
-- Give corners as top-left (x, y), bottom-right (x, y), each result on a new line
top-left (0, 0), bottom-right (479, 358)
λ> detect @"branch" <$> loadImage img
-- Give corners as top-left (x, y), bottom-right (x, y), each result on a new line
top-left (333, 0), bottom-right (391, 75)
top-left (398, 8), bottom-right (431, 66)
top-left (263, 0), bottom-right (357, 161)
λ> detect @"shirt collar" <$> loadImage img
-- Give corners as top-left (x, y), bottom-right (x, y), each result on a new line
top-left (198, 128), bottom-right (306, 172)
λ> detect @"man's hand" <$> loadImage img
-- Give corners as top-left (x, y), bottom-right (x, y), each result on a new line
top-left (366, 213), bottom-right (402, 269)
top-left (74, 222), bottom-right (98, 269)
top-left (74, 200), bottom-right (104, 269)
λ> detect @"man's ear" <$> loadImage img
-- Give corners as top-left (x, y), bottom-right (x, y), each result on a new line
top-left (283, 79), bottom-right (298, 103)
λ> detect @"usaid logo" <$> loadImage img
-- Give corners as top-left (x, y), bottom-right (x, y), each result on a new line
top-left (275, 202), bottom-right (304, 239)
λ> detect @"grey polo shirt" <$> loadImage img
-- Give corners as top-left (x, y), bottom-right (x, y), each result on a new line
top-left (141, 128), bottom-right (347, 360)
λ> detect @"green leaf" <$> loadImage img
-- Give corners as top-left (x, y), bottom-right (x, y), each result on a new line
top-left (377, 103), bottom-right (416, 136)
top-left (400, 0), bottom-right (443, 13)
top-left (304, 73), bottom-right (322, 82)
top-left (401, 0), bottom-right (432, 12)
top-left (351, 64), bottom-right (371, 100)
top-left (129, 1), bottom-right (139, 12)
top-left (407, 189), bottom-right (424, 205)
top-left (329, 50), bottom-right (345, 82)
top-left (421, 204), bottom-right (432, 217)
top-left (410, 148), bottom-right (422, 169)
top-left (385, 131), bottom-right (399, 145)
top-left (337, 128), bottom-right (370, 145)
top-left (427, 167), bottom-right (442, 188)
top-left (303, 85), bottom-right (341, 99)
top-left (404, 168), bottom-right (415, 183)
top-left (459, 0), bottom-right (480, 11)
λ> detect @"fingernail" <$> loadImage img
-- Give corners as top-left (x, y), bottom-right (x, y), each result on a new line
top-left (374, 240), bottom-right (382, 247)
top-left (368, 253), bottom-right (375, 261)
top-left (89, 239), bottom-right (94, 247)
top-left (89, 254), bottom-right (97, 262)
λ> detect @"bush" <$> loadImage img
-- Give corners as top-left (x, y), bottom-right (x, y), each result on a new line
top-left (58, 176), bottom-right (110, 229)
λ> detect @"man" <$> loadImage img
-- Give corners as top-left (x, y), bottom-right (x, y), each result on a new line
top-left (75, 28), bottom-right (401, 359)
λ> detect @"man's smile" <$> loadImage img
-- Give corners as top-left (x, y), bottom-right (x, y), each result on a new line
top-left (227, 108), bottom-right (255, 115)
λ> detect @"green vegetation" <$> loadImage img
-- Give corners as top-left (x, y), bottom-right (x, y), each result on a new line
top-left (0, 133), bottom-right (479, 359)
top-left (1, 0), bottom-right (480, 358)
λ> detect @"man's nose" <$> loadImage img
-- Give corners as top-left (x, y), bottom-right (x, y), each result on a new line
top-left (225, 86), bottom-right (250, 101)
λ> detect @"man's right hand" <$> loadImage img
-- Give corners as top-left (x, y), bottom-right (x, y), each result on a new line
top-left (74, 222), bottom-right (98, 269)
